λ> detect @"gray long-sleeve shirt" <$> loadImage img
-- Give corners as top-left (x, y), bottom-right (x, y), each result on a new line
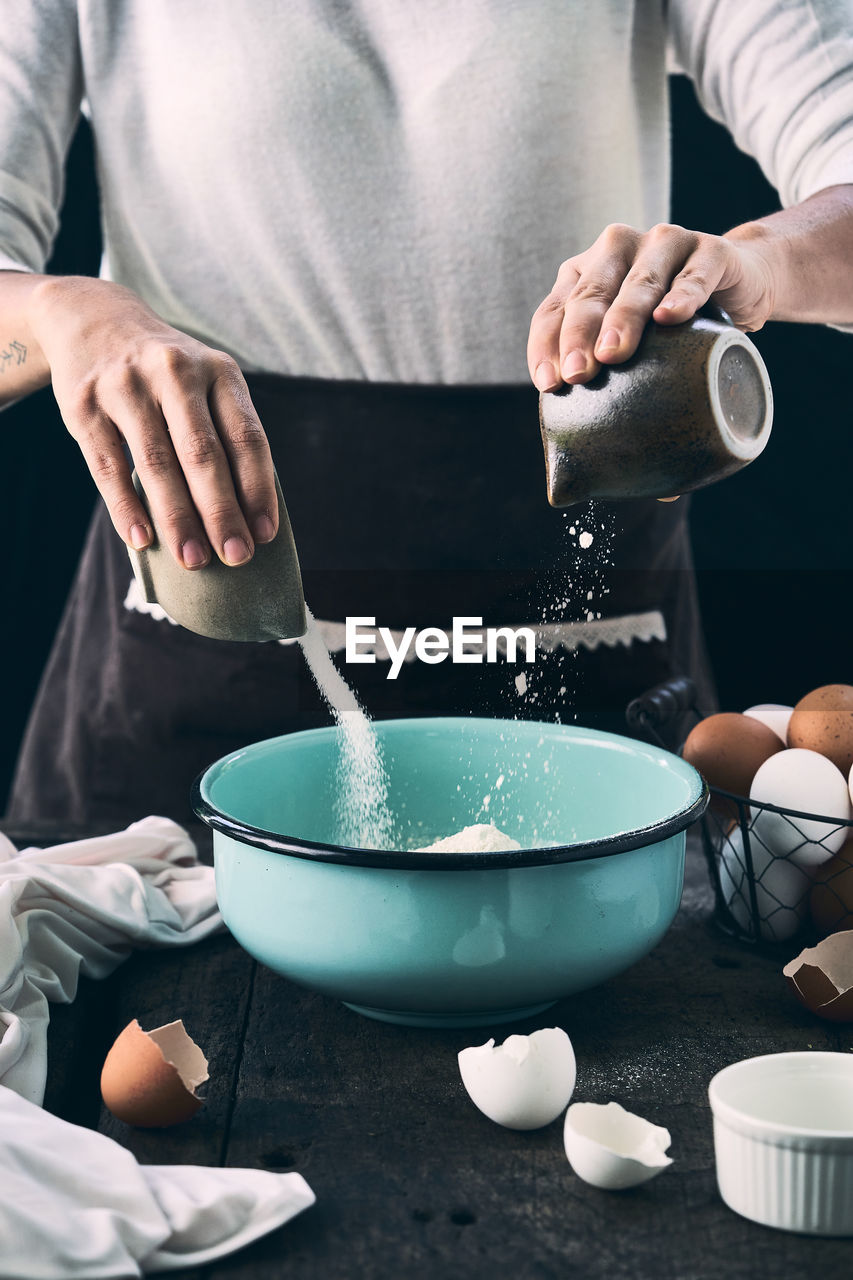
top-left (2, 0), bottom-right (853, 384)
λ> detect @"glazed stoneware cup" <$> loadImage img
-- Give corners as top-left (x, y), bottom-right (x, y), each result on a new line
top-left (540, 308), bottom-right (773, 506)
top-left (128, 468), bottom-right (307, 642)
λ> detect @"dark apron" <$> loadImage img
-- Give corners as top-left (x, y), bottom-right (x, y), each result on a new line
top-left (7, 375), bottom-right (715, 827)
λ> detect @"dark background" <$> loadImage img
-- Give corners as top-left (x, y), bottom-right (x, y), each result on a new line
top-left (1, 76), bottom-right (850, 811)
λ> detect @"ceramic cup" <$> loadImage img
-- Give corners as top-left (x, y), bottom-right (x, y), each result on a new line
top-left (539, 308), bottom-right (773, 506)
top-left (127, 467), bottom-right (307, 642)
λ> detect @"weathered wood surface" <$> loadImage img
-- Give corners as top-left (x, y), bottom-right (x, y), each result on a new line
top-left (3, 820), bottom-right (852, 1280)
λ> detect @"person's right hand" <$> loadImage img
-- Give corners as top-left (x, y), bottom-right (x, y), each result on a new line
top-left (28, 275), bottom-right (278, 568)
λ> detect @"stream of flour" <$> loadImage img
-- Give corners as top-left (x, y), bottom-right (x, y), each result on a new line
top-left (298, 610), bottom-right (519, 852)
top-left (298, 608), bottom-right (395, 849)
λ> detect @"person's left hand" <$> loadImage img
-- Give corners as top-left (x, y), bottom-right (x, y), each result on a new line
top-left (527, 221), bottom-right (775, 391)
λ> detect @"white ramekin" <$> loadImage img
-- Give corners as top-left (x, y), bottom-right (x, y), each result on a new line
top-left (708, 1051), bottom-right (853, 1235)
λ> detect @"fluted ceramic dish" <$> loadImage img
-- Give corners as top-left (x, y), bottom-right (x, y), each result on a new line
top-left (709, 1051), bottom-right (853, 1234)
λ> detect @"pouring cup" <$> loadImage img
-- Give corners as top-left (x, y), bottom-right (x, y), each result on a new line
top-left (127, 467), bottom-right (307, 642)
top-left (540, 307), bottom-right (773, 506)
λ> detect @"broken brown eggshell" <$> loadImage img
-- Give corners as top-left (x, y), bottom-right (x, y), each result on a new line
top-left (100, 1018), bottom-right (209, 1126)
top-left (783, 931), bottom-right (853, 1022)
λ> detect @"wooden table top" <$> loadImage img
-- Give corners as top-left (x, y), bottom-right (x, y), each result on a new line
top-left (3, 820), bottom-right (851, 1280)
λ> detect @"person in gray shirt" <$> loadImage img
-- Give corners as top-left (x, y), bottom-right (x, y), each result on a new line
top-left (2, 1), bottom-right (852, 824)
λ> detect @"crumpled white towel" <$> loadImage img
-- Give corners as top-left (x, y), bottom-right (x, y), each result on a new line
top-left (0, 1086), bottom-right (315, 1277)
top-left (0, 816), bottom-right (223, 1104)
top-left (0, 818), bottom-right (316, 1277)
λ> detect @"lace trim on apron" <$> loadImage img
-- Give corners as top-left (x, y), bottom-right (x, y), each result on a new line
top-left (123, 576), bottom-right (666, 655)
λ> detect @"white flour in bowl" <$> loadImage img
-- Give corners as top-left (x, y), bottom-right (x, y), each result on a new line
top-left (416, 823), bottom-right (521, 853)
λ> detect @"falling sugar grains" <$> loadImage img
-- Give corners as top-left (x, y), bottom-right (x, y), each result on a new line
top-left (298, 608), bottom-right (395, 849)
top-left (511, 501), bottom-right (615, 723)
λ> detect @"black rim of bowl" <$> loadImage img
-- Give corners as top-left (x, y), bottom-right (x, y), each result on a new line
top-left (190, 772), bottom-right (709, 871)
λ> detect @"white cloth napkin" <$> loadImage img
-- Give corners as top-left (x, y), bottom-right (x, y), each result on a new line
top-left (0, 1087), bottom-right (315, 1278)
top-left (0, 817), bottom-right (315, 1277)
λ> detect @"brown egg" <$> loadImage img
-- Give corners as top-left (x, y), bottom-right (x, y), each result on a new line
top-left (682, 712), bottom-right (784, 821)
top-left (810, 837), bottom-right (853, 936)
top-left (100, 1019), bottom-right (208, 1127)
top-left (788, 684), bottom-right (853, 776)
top-left (783, 931), bottom-right (853, 1022)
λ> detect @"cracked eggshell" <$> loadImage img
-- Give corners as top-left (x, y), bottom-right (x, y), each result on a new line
top-left (783, 932), bottom-right (853, 1022)
top-left (458, 1027), bottom-right (576, 1130)
top-left (100, 1019), bottom-right (209, 1127)
top-left (563, 1101), bottom-right (673, 1189)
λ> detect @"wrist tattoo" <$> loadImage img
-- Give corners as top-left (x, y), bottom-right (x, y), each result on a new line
top-left (0, 339), bottom-right (27, 373)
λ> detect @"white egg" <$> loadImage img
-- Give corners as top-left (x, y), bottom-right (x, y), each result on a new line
top-left (458, 1027), bottom-right (576, 1130)
top-left (749, 749), bottom-right (852, 868)
top-left (743, 703), bottom-right (793, 744)
top-left (849, 759), bottom-right (853, 807)
top-left (718, 825), bottom-right (810, 941)
top-left (563, 1101), bottom-right (672, 1189)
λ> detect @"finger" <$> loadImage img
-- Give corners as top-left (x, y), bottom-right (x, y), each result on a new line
top-left (69, 410), bottom-right (154, 552)
top-left (116, 397), bottom-right (214, 570)
top-left (208, 364), bottom-right (278, 545)
top-left (653, 246), bottom-right (727, 325)
top-left (528, 262), bottom-right (580, 391)
top-left (594, 225), bottom-right (697, 362)
top-left (557, 224), bottom-right (641, 383)
top-left (159, 381), bottom-right (255, 567)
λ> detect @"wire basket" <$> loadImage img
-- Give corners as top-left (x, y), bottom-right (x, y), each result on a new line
top-left (626, 679), bottom-right (853, 946)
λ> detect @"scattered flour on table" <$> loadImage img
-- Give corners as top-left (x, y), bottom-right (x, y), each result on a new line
top-left (298, 607), bottom-right (394, 850)
top-left (416, 822), bottom-right (521, 853)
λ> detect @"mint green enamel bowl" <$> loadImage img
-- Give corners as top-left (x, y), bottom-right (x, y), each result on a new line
top-left (192, 717), bottom-right (707, 1027)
